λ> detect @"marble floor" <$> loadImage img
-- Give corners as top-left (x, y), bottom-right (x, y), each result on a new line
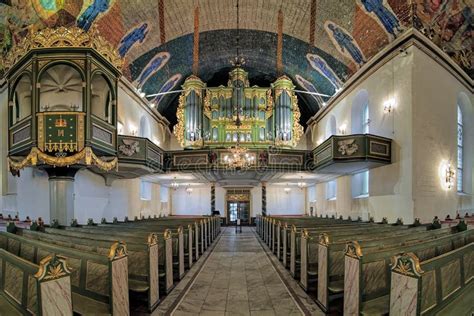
top-left (171, 227), bottom-right (321, 316)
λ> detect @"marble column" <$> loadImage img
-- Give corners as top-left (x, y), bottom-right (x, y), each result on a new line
top-left (46, 167), bottom-right (80, 225)
top-left (262, 182), bottom-right (267, 216)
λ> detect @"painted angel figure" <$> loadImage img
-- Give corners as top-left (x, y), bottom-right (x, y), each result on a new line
top-left (360, 0), bottom-right (402, 37)
top-left (137, 53), bottom-right (169, 87)
top-left (151, 74), bottom-right (182, 108)
top-left (118, 23), bottom-right (149, 58)
top-left (327, 23), bottom-right (366, 66)
top-left (77, 0), bottom-right (110, 31)
top-left (307, 54), bottom-right (342, 89)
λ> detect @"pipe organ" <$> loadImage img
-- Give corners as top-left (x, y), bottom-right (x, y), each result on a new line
top-left (174, 68), bottom-right (303, 149)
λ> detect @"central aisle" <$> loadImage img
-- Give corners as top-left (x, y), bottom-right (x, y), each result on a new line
top-left (172, 227), bottom-right (321, 316)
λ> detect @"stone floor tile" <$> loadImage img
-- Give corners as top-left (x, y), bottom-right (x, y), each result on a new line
top-left (170, 228), bottom-right (321, 316)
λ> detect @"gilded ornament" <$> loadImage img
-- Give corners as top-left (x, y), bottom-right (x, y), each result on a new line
top-left (108, 241), bottom-right (128, 260)
top-left (4, 26), bottom-right (122, 72)
top-left (163, 229), bottom-right (172, 240)
top-left (7, 147), bottom-right (118, 172)
top-left (148, 233), bottom-right (159, 246)
top-left (391, 253), bottom-right (423, 277)
top-left (345, 241), bottom-right (363, 259)
top-left (35, 255), bottom-right (71, 281)
top-left (319, 233), bottom-right (329, 246)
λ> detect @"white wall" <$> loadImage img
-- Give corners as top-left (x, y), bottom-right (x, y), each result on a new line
top-left (266, 185), bottom-right (305, 215)
top-left (171, 187), bottom-right (211, 216)
top-left (308, 45), bottom-right (474, 223)
top-left (411, 48), bottom-right (474, 222)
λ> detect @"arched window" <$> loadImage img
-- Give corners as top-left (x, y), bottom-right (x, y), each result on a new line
top-left (140, 179), bottom-right (152, 200)
top-left (326, 180), bottom-right (336, 200)
top-left (91, 74), bottom-right (114, 124)
top-left (457, 106), bottom-right (463, 192)
top-left (351, 90), bottom-right (369, 134)
top-left (362, 104), bottom-right (370, 134)
top-left (325, 115), bottom-right (337, 139)
top-left (10, 74), bottom-right (32, 125)
top-left (139, 116), bottom-right (151, 139)
top-left (352, 171), bottom-right (369, 198)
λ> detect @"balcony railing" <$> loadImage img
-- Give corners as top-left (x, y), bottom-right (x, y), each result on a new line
top-left (313, 134), bottom-right (392, 173)
top-left (117, 135), bottom-right (163, 170)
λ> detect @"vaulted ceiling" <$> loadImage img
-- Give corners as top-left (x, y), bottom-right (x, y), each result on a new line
top-left (0, 0), bottom-right (472, 126)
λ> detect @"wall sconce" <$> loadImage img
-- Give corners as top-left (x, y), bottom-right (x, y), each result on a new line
top-left (439, 160), bottom-right (455, 191)
top-left (171, 177), bottom-right (179, 191)
top-left (130, 129), bottom-right (137, 136)
top-left (445, 163), bottom-right (455, 190)
top-left (338, 123), bottom-right (347, 135)
top-left (137, 88), bottom-right (146, 98)
top-left (383, 99), bottom-right (395, 114)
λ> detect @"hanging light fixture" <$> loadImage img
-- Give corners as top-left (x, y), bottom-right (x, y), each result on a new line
top-left (230, 0), bottom-right (245, 67)
top-left (185, 185), bottom-right (193, 195)
top-left (284, 184), bottom-right (291, 194)
top-left (222, 0), bottom-right (255, 170)
top-left (297, 177), bottom-right (306, 190)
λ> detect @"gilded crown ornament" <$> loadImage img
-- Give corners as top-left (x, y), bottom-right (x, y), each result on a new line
top-left (4, 26), bottom-right (123, 72)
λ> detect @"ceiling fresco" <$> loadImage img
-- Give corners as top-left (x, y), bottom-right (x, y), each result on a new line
top-left (0, 0), bottom-right (472, 126)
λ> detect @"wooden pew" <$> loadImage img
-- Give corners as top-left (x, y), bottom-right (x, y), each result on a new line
top-left (0, 232), bottom-right (129, 315)
top-left (291, 223), bottom-right (405, 279)
top-left (66, 224), bottom-right (184, 280)
top-left (21, 228), bottom-right (160, 312)
top-left (48, 226), bottom-right (175, 295)
top-left (0, 250), bottom-right (73, 315)
top-left (313, 224), bottom-right (459, 313)
top-left (343, 228), bottom-right (474, 315)
top-left (98, 222), bottom-right (188, 279)
top-left (298, 222), bottom-right (413, 283)
top-left (390, 243), bottom-right (474, 315)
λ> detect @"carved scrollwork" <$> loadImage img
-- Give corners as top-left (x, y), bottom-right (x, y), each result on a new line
top-left (337, 139), bottom-right (359, 156)
top-left (119, 139), bottom-right (140, 156)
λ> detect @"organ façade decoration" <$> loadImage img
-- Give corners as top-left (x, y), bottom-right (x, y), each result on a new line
top-left (174, 68), bottom-right (303, 149)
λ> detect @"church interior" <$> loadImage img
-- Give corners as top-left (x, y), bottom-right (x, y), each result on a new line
top-left (0, 0), bottom-right (473, 315)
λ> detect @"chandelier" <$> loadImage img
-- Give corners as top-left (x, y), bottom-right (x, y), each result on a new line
top-left (222, 0), bottom-right (254, 170)
top-left (223, 145), bottom-right (255, 169)
top-left (297, 176), bottom-right (306, 189)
